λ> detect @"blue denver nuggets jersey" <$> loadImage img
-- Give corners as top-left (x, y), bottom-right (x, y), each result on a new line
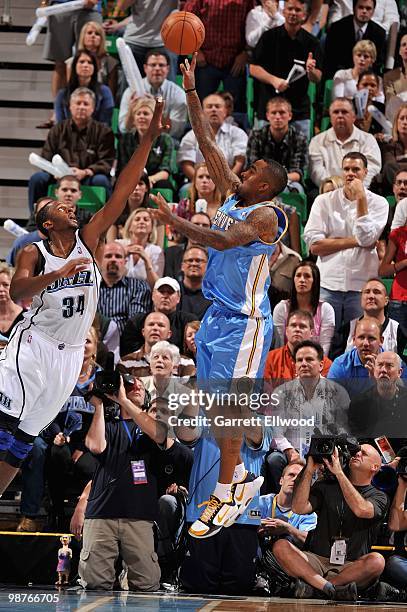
top-left (203, 195), bottom-right (288, 317)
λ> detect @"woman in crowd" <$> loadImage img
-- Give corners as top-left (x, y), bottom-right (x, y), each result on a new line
top-left (116, 208), bottom-right (164, 288)
top-left (0, 263), bottom-right (24, 338)
top-left (54, 49), bottom-right (114, 125)
top-left (379, 223), bottom-right (407, 331)
top-left (183, 321), bottom-right (201, 365)
top-left (66, 21), bottom-right (118, 98)
top-left (272, 261), bottom-right (335, 355)
top-left (142, 341), bottom-right (195, 396)
top-left (319, 175), bottom-right (344, 194)
top-left (44, 326), bottom-right (101, 530)
top-left (333, 40), bottom-right (378, 100)
top-left (384, 33), bottom-right (407, 103)
top-left (379, 103), bottom-right (407, 194)
top-left (177, 162), bottom-right (222, 221)
top-left (118, 97), bottom-right (174, 190)
top-left (106, 171), bottom-right (152, 242)
top-left (354, 70), bottom-right (387, 140)
top-left (245, 0), bottom-right (284, 48)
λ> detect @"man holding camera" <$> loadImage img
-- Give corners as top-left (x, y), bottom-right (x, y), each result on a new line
top-left (272, 443), bottom-right (389, 601)
top-left (78, 375), bottom-right (166, 591)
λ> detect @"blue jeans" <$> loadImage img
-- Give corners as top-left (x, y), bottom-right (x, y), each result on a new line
top-left (388, 301), bottom-right (407, 335)
top-left (195, 64), bottom-right (247, 112)
top-left (320, 288), bottom-right (362, 332)
top-left (384, 555), bottom-right (407, 588)
top-left (20, 436), bottom-right (48, 518)
top-left (28, 171), bottom-right (112, 213)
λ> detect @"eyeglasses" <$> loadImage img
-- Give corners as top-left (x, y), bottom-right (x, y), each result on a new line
top-left (395, 179), bottom-right (407, 186)
top-left (146, 63), bottom-right (168, 68)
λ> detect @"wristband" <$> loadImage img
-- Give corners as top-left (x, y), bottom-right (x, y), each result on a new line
top-left (184, 87), bottom-right (196, 93)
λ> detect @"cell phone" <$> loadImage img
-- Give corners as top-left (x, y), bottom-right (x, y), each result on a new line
top-left (374, 436), bottom-right (396, 464)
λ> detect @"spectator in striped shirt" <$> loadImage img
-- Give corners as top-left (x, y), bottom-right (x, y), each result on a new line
top-left (97, 242), bottom-right (151, 334)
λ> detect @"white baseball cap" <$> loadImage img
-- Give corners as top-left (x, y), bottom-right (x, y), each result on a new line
top-left (154, 277), bottom-right (180, 292)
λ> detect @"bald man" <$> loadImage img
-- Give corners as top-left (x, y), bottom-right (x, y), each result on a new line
top-left (349, 351), bottom-right (407, 441)
top-left (272, 443), bottom-right (389, 601)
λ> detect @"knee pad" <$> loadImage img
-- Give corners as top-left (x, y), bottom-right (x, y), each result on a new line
top-left (4, 429), bottom-right (36, 468)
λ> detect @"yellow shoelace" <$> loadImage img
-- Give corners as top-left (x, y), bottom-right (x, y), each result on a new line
top-left (197, 495), bottom-right (222, 523)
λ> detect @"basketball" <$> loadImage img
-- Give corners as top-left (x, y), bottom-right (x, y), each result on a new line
top-left (161, 11), bottom-right (205, 55)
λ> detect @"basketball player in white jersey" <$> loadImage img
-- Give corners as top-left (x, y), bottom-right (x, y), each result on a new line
top-left (152, 56), bottom-right (288, 539)
top-left (0, 98), bottom-right (168, 496)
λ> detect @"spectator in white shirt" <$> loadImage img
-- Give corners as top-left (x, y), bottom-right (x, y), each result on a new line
top-left (332, 40), bottom-right (377, 100)
top-left (118, 49), bottom-right (187, 140)
top-left (177, 92), bottom-right (248, 182)
top-left (245, 0), bottom-right (285, 48)
top-left (309, 97), bottom-right (382, 188)
top-left (303, 152), bottom-right (388, 338)
top-left (390, 170), bottom-right (407, 230)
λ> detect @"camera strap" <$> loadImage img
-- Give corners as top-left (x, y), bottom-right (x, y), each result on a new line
top-left (120, 418), bottom-right (141, 445)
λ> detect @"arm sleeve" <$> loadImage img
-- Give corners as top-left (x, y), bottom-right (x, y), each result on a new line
top-left (87, 127), bottom-right (115, 175)
top-left (169, 91), bottom-right (188, 140)
top-left (362, 134), bottom-right (383, 187)
top-left (353, 198), bottom-right (389, 247)
top-left (231, 127), bottom-right (248, 159)
top-left (309, 134), bottom-right (328, 187)
top-left (303, 195), bottom-right (328, 246)
top-left (333, 72), bottom-right (345, 99)
top-left (177, 130), bottom-right (198, 165)
top-left (158, 134), bottom-right (175, 173)
top-left (319, 302), bottom-right (336, 356)
top-left (391, 199), bottom-right (407, 231)
top-left (271, 301), bottom-right (287, 348)
top-left (150, 246), bottom-right (165, 276)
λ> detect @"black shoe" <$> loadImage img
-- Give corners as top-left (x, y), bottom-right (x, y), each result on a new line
top-left (376, 581), bottom-right (401, 602)
top-left (293, 579), bottom-right (315, 599)
top-left (334, 582), bottom-right (357, 601)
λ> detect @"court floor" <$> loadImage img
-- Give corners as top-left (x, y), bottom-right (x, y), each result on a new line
top-left (1, 588), bottom-right (407, 612)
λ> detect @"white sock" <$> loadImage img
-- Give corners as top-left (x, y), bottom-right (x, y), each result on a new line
top-left (232, 462), bottom-right (247, 483)
top-left (213, 481), bottom-right (233, 501)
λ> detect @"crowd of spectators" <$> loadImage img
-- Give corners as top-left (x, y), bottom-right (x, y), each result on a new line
top-left (3, 0), bottom-right (407, 602)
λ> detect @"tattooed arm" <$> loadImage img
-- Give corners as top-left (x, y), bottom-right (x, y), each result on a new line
top-left (151, 193), bottom-right (278, 251)
top-left (180, 55), bottom-right (241, 197)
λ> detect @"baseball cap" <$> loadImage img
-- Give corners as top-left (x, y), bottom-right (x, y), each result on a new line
top-left (154, 277), bottom-right (180, 293)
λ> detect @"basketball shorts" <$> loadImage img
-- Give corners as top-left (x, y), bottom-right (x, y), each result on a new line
top-left (195, 304), bottom-right (272, 381)
top-left (0, 325), bottom-right (84, 436)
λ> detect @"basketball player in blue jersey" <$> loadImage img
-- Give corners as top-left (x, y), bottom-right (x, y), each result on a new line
top-left (151, 56), bottom-right (288, 539)
top-left (0, 99), bottom-right (168, 497)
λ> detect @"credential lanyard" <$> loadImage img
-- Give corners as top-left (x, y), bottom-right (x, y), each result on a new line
top-left (120, 418), bottom-right (141, 445)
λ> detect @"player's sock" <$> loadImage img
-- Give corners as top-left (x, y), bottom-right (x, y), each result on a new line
top-left (232, 462), bottom-right (246, 483)
top-left (213, 481), bottom-right (233, 501)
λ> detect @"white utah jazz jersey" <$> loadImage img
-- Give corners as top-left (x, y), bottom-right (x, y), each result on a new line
top-left (22, 230), bottom-right (101, 345)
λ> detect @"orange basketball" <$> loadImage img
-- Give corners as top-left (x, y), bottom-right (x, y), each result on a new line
top-left (161, 11), bottom-right (205, 55)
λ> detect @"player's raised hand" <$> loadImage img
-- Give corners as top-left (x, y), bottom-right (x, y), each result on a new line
top-left (150, 192), bottom-right (175, 225)
top-left (180, 53), bottom-right (197, 90)
top-left (57, 257), bottom-right (91, 279)
top-left (147, 96), bottom-right (170, 139)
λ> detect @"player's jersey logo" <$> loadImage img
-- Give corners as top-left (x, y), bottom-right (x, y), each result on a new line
top-left (212, 209), bottom-right (240, 231)
top-left (46, 270), bottom-right (93, 293)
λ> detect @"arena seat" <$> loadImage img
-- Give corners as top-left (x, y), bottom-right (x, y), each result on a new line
top-left (47, 185), bottom-right (106, 212)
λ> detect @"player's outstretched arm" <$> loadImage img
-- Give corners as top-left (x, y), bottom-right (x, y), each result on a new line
top-left (81, 98), bottom-right (169, 254)
top-left (151, 193), bottom-right (279, 250)
top-left (180, 54), bottom-right (241, 197)
top-left (10, 245), bottom-right (91, 302)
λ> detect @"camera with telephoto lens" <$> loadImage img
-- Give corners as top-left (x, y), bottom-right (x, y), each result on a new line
top-left (307, 434), bottom-right (360, 478)
top-left (92, 352), bottom-right (121, 398)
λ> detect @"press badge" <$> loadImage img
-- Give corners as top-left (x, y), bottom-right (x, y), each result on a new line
top-left (330, 538), bottom-right (347, 565)
top-left (131, 460), bottom-right (147, 485)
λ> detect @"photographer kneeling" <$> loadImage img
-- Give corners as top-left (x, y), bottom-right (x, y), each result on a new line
top-left (272, 443), bottom-right (389, 601)
top-left (78, 375), bottom-right (166, 591)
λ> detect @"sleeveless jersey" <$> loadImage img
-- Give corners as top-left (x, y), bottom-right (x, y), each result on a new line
top-left (22, 230), bottom-right (101, 345)
top-left (203, 194), bottom-right (288, 318)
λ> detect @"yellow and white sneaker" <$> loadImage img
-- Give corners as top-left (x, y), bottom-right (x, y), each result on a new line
top-left (223, 472), bottom-right (264, 528)
top-left (188, 494), bottom-right (237, 539)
